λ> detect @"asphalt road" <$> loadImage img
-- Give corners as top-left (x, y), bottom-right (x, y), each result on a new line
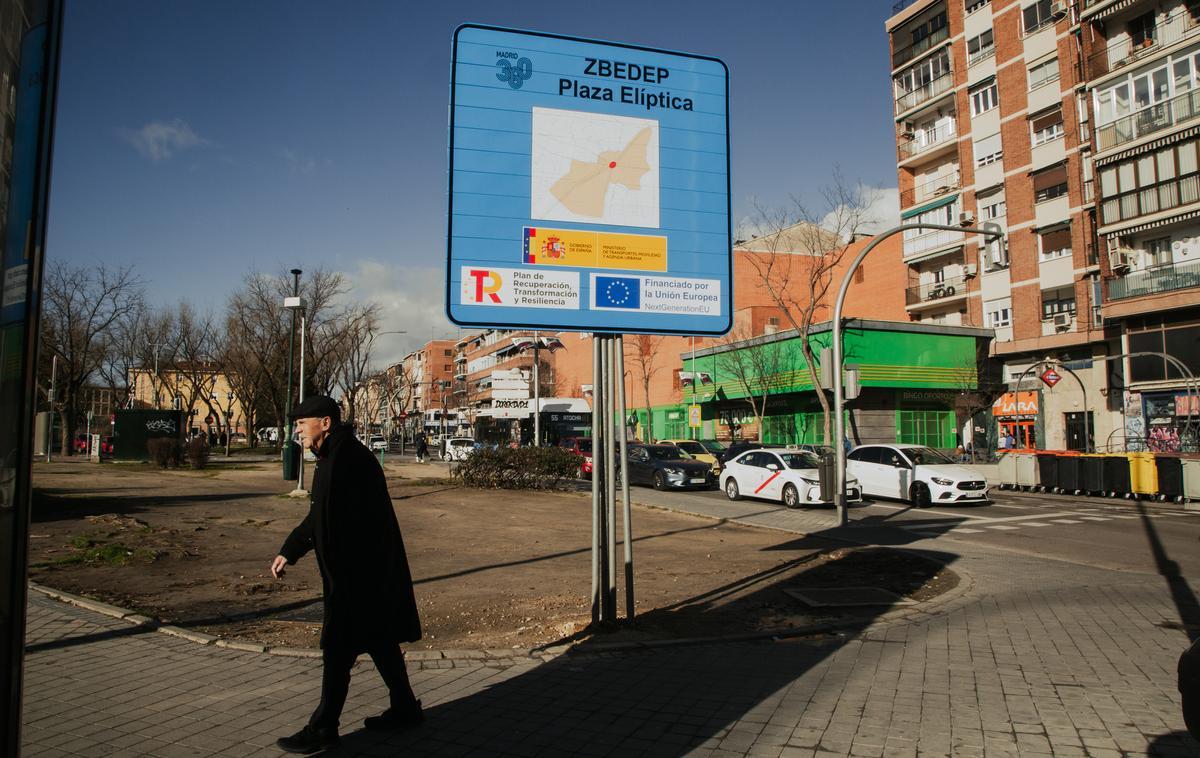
top-left (620, 483), bottom-right (1200, 578)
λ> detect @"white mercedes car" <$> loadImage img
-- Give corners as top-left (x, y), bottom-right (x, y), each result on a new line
top-left (846, 444), bottom-right (988, 507)
top-left (720, 448), bottom-right (862, 508)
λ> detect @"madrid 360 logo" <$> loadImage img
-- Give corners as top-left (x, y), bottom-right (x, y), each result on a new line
top-left (496, 55), bottom-right (532, 90)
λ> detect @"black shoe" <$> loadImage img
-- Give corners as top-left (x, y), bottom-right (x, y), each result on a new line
top-left (276, 725), bottom-right (341, 754)
top-left (364, 701), bottom-right (424, 731)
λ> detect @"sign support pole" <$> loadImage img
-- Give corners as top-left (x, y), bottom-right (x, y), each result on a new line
top-left (616, 335), bottom-right (634, 620)
top-left (590, 336), bottom-right (602, 624)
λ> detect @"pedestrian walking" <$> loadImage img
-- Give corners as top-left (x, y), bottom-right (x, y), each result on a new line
top-left (415, 432), bottom-right (428, 463)
top-left (271, 395), bottom-right (423, 754)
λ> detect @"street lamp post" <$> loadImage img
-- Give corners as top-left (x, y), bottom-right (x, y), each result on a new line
top-left (833, 223), bottom-right (1004, 527)
top-left (282, 268), bottom-right (301, 482)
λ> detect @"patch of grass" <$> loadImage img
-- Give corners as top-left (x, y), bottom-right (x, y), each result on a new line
top-left (393, 477), bottom-right (455, 487)
top-left (35, 534), bottom-right (155, 569)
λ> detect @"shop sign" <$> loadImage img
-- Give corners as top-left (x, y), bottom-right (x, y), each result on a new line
top-left (490, 398), bottom-right (531, 419)
top-left (1040, 368), bottom-right (1061, 388)
top-left (992, 391), bottom-right (1038, 417)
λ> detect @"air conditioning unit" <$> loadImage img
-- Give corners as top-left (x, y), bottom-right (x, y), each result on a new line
top-left (1052, 313), bottom-right (1073, 331)
top-left (1108, 249), bottom-right (1132, 274)
top-left (1050, 1), bottom-right (1068, 19)
top-left (964, 263), bottom-right (978, 278)
top-left (959, 211), bottom-right (976, 225)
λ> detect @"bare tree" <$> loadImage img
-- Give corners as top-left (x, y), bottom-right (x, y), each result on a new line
top-left (716, 326), bottom-right (796, 442)
top-left (739, 172), bottom-right (877, 443)
top-left (624, 334), bottom-right (666, 441)
top-left (331, 305), bottom-right (381, 427)
top-left (95, 299), bottom-right (149, 410)
top-left (40, 262), bottom-right (144, 455)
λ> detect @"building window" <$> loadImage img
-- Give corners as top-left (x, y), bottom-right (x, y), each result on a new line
top-left (979, 189), bottom-right (1006, 219)
top-left (985, 298), bottom-right (1012, 328)
top-left (1041, 286), bottom-right (1076, 319)
top-left (897, 409), bottom-right (955, 448)
top-left (1030, 108), bottom-right (1064, 146)
top-left (1146, 236), bottom-right (1173, 266)
top-left (968, 29), bottom-right (995, 65)
top-left (1023, 0), bottom-right (1055, 34)
top-left (1128, 11), bottom-right (1156, 49)
top-left (966, 0), bottom-right (990, 13)
top-left (974, 133), bottom-right (1003, 167)
top-left (1028, 57), bottom-right (1060, 90)
top-left (1127, 316), bottom-right (1200, 382)
top-left (444, 349), bottom-right (452, 356)
top-left (1038, 226), bottom-right (1072, 261)
top-left (970, 80), bottom-right (998, 116)
top-left (1033, 164), bottom-right (1069, 202)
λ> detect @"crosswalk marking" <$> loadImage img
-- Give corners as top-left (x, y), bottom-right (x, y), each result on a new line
top-left (986, 525), bottom-right (1020, 531)
top-left (954, 528), bottom-right (983, 534)
top-left (1020, 521), bottom-right (1052, 527)
top-left (1052, 519), bottom-right (1083, 524)
top-left (1079, 516), bottom-right (1111, 522)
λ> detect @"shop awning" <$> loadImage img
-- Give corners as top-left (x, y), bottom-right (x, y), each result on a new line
top-left (902, 193), bottom-right (958, 220)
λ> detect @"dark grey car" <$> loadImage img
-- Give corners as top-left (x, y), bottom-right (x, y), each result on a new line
top-left (620, 443), bottom-right (714, 490)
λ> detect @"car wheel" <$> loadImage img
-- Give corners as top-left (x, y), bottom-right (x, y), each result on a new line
top-left (653, 471), bottom-right (668, 491)
top-left (782, 483), bottom-right (801, 509)
top-left (725, 478), bottom-right (741, 501)
top-left (911, 482), bottom-right (932, 508)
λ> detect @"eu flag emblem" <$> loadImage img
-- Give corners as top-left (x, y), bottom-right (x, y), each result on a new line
top-left (595, 276), bottom-right (640, 309)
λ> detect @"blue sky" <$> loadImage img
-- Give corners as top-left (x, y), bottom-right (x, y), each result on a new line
top-left (47, 0), bottom-right (901, 363)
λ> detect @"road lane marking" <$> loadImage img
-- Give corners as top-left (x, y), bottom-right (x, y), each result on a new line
top-left (1079, 516), bottom-right (1111, 522)
top-left (1020, 521), bottom-right (1052, 526)
top-left (1051, 519), bottom-right (1082, 524)
top-left (986, 525), bottom-right (1020, 531)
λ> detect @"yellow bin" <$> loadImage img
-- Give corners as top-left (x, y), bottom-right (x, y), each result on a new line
top-left (1128, 452), bottom-right (1159, 497)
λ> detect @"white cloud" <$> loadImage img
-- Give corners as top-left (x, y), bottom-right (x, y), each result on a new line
top-left (817, 184), bottom-right (901, 240)
top-left (341, 260), bottom-right (459, 367)
top-left (279, 147), bottom-right (322, 175)
top-left (118, 119), bottom-right (208, 161)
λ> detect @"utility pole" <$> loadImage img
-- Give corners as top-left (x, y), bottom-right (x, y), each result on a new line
top-left (47, 354), bottom-right (56, 462)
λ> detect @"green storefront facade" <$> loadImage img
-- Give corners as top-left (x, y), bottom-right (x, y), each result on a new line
top-left (633, 319), bottom-right (992, 450)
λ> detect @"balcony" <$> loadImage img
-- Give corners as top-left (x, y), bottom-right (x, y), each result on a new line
top-left (905, 275), bottom-right (969, 307)
top-left (898, 122), bottom-right (957, 161)
top-left (899, 169), bottom-right (961, 208)
top-left (1108, 259), bottom-right (1200, 300)
top-left (895, 71), bottom-right (954, 115)
top-left (893, 24), bottom-right (949, 68)
top-left (1096, 88), bottom-right (1200, 152)
top-left (1086, 8), bottom-right (1200, 77)
top-left (1100, 171), bottom-right (1200, 226)
top-left (903, 227), bottom-right (963, 259)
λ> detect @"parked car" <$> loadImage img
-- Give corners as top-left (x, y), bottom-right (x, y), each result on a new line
top-left (720, 447), bottom-right (862, 508)
top-left (368, 435), bottom-right (388, 452)
top-left (717, 440), bottom-right (764, 465)
top-left (619, 443), bottom-right (714, 490)
top-left (557, 436), bottom-right (593, 479)
top-left (845, 444), bottom-right (988, 507)
top-left (658, 438), bottom-right (721, 474)
top-left (442, 437), bottom-right (477, 461)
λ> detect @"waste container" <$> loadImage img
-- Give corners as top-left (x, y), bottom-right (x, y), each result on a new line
top-left (1015, 453), bottom-right (1039, 491)
top-left (998, 453), bottom-right (1017, 490)
top-left (282, 441), bottom-right (300, 481)
top-left (1183, 458), bottom-right (1200, 503)
top-left (1058, 451), bottom-right (1083, 495)
top-left (1079, 454), bottom-right (1106, 496)
top-left (1103, 453), bottom-right (1132, 498)
top-left (1155, 455), bottom-right (1185, 502)
top-left (1036, 452), bottom-right (1060, 493)
top-left (1128, 452), bottom-right (1158, 498)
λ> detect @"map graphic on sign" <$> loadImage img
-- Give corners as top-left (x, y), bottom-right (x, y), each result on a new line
top-left (531, 107), bottom-right (660, 228)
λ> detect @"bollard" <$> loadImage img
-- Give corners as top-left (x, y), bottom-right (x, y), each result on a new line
top-left (819, 453), bottom-right (835, 503)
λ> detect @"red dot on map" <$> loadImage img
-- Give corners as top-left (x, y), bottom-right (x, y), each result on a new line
top-left (608, 161), bottom-right (616, 168)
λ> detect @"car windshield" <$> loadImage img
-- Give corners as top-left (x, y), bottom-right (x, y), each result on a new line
top-left (648, 447), bottom-right (686, 460)
top-left (779, 452), bottom-right (821, 469)
top-left (699, 440), bottom-right (726, 452)
top-left (450, 440), bottom-right (472, 447)
top-left (904, 447), bottom-right (955, 465)
top-left (576, 439), bottom-right (592, 453)
top-left (677, 441), bottom-right (706, 455)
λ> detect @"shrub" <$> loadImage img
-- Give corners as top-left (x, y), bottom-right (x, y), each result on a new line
top-left (455, 445), bottom-right (581, 490)
top-left (186, 437), bottom-right (211, 469)
top-left (146, 438), bottom-right (183, 469)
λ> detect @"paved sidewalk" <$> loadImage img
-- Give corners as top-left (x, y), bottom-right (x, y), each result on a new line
top-left (23, 510), bottom-right (1200, 756)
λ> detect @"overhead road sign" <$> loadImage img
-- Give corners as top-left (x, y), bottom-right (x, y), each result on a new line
top-left (447, 24), bottom-right (731, 336)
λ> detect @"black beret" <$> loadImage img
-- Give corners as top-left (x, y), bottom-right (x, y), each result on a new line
top-left (289, 395), bottom-right (341, 421)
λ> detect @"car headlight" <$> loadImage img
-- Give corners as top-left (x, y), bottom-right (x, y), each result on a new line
top-left (930, 477), bottom-right (953, 486)
top-left (801, 477), bottom-right (819, 485)
top-left (664, 467), bottom-right (683, 475)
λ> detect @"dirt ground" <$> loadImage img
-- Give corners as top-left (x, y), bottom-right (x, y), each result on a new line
top-left (28, 459), bottom-right (958, 651)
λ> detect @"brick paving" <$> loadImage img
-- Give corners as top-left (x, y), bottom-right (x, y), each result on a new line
top-left (22, 515), bottom-right (1200, 756)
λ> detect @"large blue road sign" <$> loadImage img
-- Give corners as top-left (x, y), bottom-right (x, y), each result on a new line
top-left (447, 25), bottom-right (730, 335)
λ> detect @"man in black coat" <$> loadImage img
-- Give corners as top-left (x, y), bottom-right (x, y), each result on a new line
top-left (271, 396), bottom-right (423, 754)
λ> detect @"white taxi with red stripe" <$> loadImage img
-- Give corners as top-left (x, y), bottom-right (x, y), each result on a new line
top-left (719, 448), bottom-right (863, 508)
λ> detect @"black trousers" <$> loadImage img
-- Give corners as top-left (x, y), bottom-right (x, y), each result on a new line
top-left (309, 643), bottom-right (419, 731)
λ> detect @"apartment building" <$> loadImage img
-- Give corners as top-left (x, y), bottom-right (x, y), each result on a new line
top-left (887, 0), bottom-right (1124, 451)
top-left (399, 339), bottom-right (457, 436)
top-left (1080, 0), bottom-right (1200, 451)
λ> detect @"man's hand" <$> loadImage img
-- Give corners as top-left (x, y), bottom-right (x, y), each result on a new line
top-left (271, 555), bottom-right (289, 579)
